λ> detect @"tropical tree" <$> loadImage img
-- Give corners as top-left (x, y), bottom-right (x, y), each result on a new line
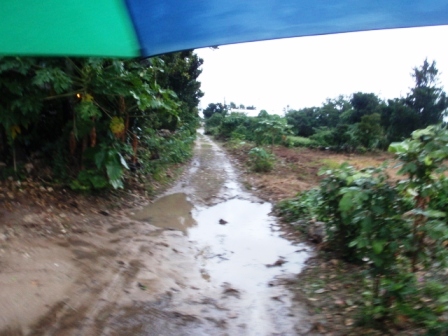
top-left (0, 55), bottom-right (202, 189)
top-left (343, 92), bottom-right (383, 124)
top-left (351, 113), bottom-right (384, 149)
top-left (317, 96), bottom-right (350, 128)
top-left (158, 50), bottom-right (204, 130)
top-left (258, 110), bottom-right (269, 118)
top-left (406, 59), bottom-right (448, 127)
top-left (285, 107), bottom-right (319, 137)
top-left (381, 98), bottom-right (419, 143)
top-left (203, 102), bottom-right (228, 119)
top-left (254, 115), bottom-right (291, 146)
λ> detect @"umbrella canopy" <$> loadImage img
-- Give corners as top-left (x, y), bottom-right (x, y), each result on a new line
top-left (1, 0), bottom-right (448, 57)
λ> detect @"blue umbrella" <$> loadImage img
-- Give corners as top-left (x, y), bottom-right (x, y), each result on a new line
top-left (1, 0), bottom-right (448, 57)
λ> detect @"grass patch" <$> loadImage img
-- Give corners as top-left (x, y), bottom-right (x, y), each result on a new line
top-left (320, 158), bottom-right (342, 170)
top-left (286, 136), bottom-right (317, 148)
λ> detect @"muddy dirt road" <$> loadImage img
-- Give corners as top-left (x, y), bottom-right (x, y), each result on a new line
top-left (0, 131), bottom-right (314, 336)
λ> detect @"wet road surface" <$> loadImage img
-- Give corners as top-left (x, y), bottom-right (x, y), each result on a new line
top-left (124, 131), bottom-right (312, 335)
top-left (0, 131), bottom-right (314, 336)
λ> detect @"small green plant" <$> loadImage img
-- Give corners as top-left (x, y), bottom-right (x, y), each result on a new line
top-left (316, 163), bottom-right (373, 261)
top-left (248, 147), bottom-right (274, 172)
top-left (276, 188), bottom-right (320, 223)
top-left (70, 143), bottom-right (129, 190)
top-left (136, 127), bottom-right (195, 179)
top-left (230, 130), bottom-right (246, 141)
top-left (69, 169), bottom-right (109, 191)
top-left (226, 138), bottom-right (246, 150)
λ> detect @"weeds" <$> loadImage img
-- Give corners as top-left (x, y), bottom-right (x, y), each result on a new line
top-left (248, 147), bottom-right (274, 172)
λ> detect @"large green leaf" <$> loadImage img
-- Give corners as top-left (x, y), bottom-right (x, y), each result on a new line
top-left (339, 192), bottom-right (354, 212)
top-left (388, 141), bottom-right (409, 154)
top-left (106, 162), bottom-right (123, 183)
top-left (372, 240), bottom-right (385, 254)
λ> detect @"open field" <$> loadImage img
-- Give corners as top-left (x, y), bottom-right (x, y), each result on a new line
top-left (224, 143), bottom-right (400, 202)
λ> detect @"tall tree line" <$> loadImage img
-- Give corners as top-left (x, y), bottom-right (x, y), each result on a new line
top-left (285, 59), bottom-right (447, 150)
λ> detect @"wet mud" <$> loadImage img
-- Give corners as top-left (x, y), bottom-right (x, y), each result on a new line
top-left (0, 131), bottom-right (314, 335)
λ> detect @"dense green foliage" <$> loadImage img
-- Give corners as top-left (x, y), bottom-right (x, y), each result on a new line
top-left (202, 102), bottom-right (228, 119)
top-left (0, 52), bottom-right (203, 190)
top-left (205, 60), bottom-right (447, 153)
top-left (208, 59), bottom-right (448, 331)
top-left (277, 125), bottom-right (448, 332)
top-left (204, 110), bottom-right (291, 173)
top-left (285, 60), bottom-right (447, 151)
top-left (204, 110), bottom-right (291, 145)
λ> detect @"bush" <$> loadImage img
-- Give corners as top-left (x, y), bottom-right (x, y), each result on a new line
top-left (138, 128), bottom-right (194, 177)
top-left (204, 113), bottom-right (224, 135)
top-left (275, 188), bottom-right (320, 223)
top-left (248, 147), bottom-right (274, 172)
top-left (309, 127), bottom-right (333, 147)
top-left (277, 125), bottom-right (448, 330)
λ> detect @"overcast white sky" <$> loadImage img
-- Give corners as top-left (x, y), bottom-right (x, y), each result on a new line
top-left (196, 25), bottom-right (448, 115)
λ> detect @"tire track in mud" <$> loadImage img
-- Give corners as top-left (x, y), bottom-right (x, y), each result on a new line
top-left (22, 226), bottom-right (147, 336)
top-left (95, 135), bottom-right (311, 335)
top-left (6, 131), bottom-right (315, 336)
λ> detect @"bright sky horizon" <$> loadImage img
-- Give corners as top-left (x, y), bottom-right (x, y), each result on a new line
top-left (196, 25), bottom-right (448, 116)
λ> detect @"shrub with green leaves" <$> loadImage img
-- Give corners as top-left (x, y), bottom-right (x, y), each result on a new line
top-left (70, 143), bottom-right (129, 190)
top-left (0, 53), bottom-right (202, 191)
top-left (278, 125), bottom-right (448, 330)
top-left (203, 111), bottom-right (293, 147)
top-left (204, 112), bottom-right (224, 135)
top-left (333, 166), bottom-right (415, 319)
top-left (254, 117), bottom-right (291, 146)
top-left (275, 188), bottom-right (320, 232)
top-left (430, 176), bottom-right (448, 223)
top-left (135, 127), bottom-right (194, 180)
top-left (316, 163), bottom-right (368, 261)
top-left (248, 147), bottom-right (274, 172)
top-left (389, 124), bottom-right (448, 273)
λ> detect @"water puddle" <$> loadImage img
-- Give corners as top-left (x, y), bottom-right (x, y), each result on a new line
top-left (129, 131), bottom-right (312, 334)
top-left (132, 194), bottom-right (307, 285)
top-left (131, 193), bottom-right (196, 232)
top-left (132, 193), bottom-right (310, 334)
top-left (190, 199), bottom-right (306, 285)
top-left (191, 198), bottom-right (309, 334)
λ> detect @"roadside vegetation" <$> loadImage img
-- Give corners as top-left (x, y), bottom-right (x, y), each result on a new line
top-left (204, 59), bottom-right (447, 153)
top-left (0, 52), bottom-right (203, 191)
top-left (277, 125), bottom-right (448, 334)
top-left (206, 60), bottom-right (448, 334)
top-left (2, 50), bottom-right (447, 334)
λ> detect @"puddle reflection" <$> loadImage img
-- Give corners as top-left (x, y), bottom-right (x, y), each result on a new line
top-left (133, 194), bottom-right (308, 288)
top-left (189, 198), bottom-right (308, 290)
top-left (131, 193), bottom-right (196, 232)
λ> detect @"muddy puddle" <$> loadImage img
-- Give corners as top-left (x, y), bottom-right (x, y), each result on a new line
top-left (129, 131), bottom-right (313, 335)
top-left (131, 193), bottom-right (195, 232)
top-left (0, 131), bottom-right (313, 336)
